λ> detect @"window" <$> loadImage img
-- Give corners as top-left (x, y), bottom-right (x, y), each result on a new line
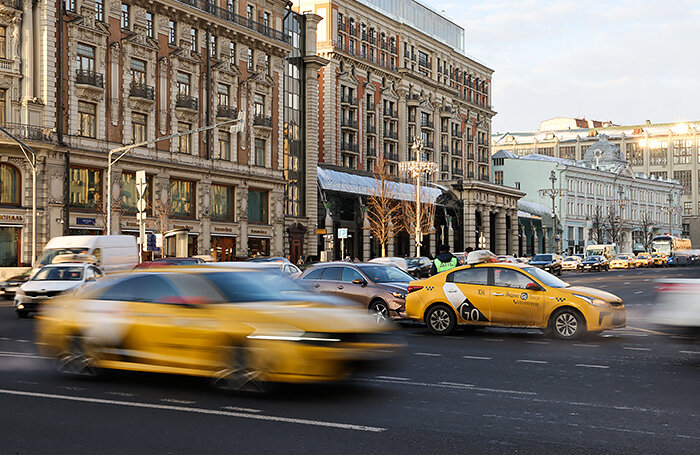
top-left (77, 101), bottom-right (96, 138)
top-left (132, 112), bottom-right (147, 143)
top-left (254, 94), bottom-right (265, 117)
top-left (255, 138), bottom-right (265, 166)
top-left (120, 172), bottom-right (152, 214)
top-left (169, 179), bottom-right (196, 218)
top-left (168, 20), bottom-right (176, 45)
top-left (248, 189), bottom-right (268, 224)
top-left (626, 142), bottom-right (643, 165)
top-left (672, 139), bottom-right (692, 165)
top-left (146, 12), bottom-right (154, 38)
top-left (449, 267), bottom-right (488, 285)
top-left (218, 131), bottom-right (231, 160)
top-left (211, 184), bottom-right (234, 221)
top-left (302, 268), bottom-right (323, 280)
top-left (177, 72), bottom-right (190, 96)
top-left (209, 34), bottom-right (217, 58)
top-left (674, 170), bottom-right (692, 194)
top-left (217, 83), bottom-right (230, 107)
top-left (100, 275), bottom-right (181, 303)
top-left (319, 267), bottom-right (342, 281)
top-left (76, 43), bottom-right (96, 72)
top-left (0, 89), bottom-right (5, 124)
top-left (264, 54), bottom-right (270, 75)
top-left (227, 0), bottom-right (235, 12)
top-left (70, 167), bottom-right (102, 210)
top-left (649, 171), bottom-right (666, 180)
top-left (340, 267), bottom-right (364, 283)
top-left (95, 0), bottom-right (104, 21)
top-left (65, 0), bottom-right (76, 13)
top-left (683, 201), bottom-right (692, 216)
top-left (120, 3), bottom-right (130, 30)
top-left (0, 163), bottom-right (20, 206)
top-left (494, 170), bottom-right (503, 185)
top-left (0, 27), bottom-right (5, 59)
top-left (493, 268), bottom-right (536, 289)
top-left (561, 146), bottom-right (576, 160)
top-left (130, 58), bottom-right (146, 85)
top-left (177, 122), bottom-right (191, 154)
top-left (247, 47), bottom-right (254, 72)
top-left (649, 140), bottom-right (668, 165)
top-left (190, 27), bottom-right (197, 52)
top-left (247, 5), bottom-right (255, 21)
top-left (229, 41), bottom-right (236, 65)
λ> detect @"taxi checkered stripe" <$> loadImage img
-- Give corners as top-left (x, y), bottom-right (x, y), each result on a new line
top-left (554, 297), bottom-right (566, 303)
top-left (425, 286), bottom-right (435, 291)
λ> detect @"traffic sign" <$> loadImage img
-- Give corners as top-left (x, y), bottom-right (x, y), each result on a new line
top-left (135, 170), bottom-right (147, 197)
top-left (136, 199), bottom-right (147, 213)
top-left (338, 228), bottom-right (348, 239)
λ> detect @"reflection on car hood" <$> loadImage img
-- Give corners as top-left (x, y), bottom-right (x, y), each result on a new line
top-left (21, 281), bottom-right (81, 292)
top-left (567, 286), bottom-right (622, 303)
top-left (377, 282), bottom-right (410, 292)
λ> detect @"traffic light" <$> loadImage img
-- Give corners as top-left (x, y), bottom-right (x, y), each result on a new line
top-left (146, 233), bottom-right (156, 251)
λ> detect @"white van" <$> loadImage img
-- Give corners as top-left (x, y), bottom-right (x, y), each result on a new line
top-left (37, 235), bottom-right (138, 274)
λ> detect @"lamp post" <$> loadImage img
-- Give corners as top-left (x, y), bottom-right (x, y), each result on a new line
top-left (538, 169), bottom-right (565, 253)
top-left (661, 192), bottom-right (678, 235)
top-left (399, 138), bottom-right (437, 257)
top-left (611, 184), bottom-right (631, 251)
top-left (106, 112), bottom-right (245, 235)
top-left (0, 126), bottom-right (37, 266)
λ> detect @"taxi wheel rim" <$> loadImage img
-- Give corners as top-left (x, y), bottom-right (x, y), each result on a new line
top-left (216, 347), bottom-right (265, 393)
top-left (555, 313), bottom-right (578, 337)
top-left (59, 336), bottom-right (97, 377)
top-left (371, 303), bottom-right (389, 324)
top-left (430, 308), bottom-right (451, 332)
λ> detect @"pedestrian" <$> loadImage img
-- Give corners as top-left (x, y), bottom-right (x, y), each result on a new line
top-left (297, 255), bottom-right (305, 266)
top-left (462, 246), bottom-right (474, 264)
top-left (430, 244), bottom-right (458, 276)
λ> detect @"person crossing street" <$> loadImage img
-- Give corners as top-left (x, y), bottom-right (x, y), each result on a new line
top-left (430, 244), bottom-right (459, 276)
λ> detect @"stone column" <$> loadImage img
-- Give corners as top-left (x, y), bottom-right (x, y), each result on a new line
top-left (482, 207), bottom-right (491, 250)
top-left (409, 235), bottom-right (416, 257)
top-left (238, 184), bottom-right (249, 259)
top-left (533, 230), bottom-right (539, 255)
top-left (387, 220), bottom-right (395, 257)
top-left (21, 1), bottom-right (34, 120)
top-left (508, 210), bottom-right (519, 255)
top-left (324, 203), bottom-right (333, 260)
top-left (496, 210), bottom-right (507, 254)
top-left (447, 220), bottom-right (454, 252)
top-left (429, 231), bottom-right (437, 257)
top-left (463, 202), bottom-right (476, 250)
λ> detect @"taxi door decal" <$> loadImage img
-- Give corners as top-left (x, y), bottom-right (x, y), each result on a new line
top-left (442, 283), bottom-right (489, 322)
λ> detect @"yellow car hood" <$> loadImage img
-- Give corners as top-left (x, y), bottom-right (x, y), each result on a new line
top-left (566, 286), bottom-right (622, 303)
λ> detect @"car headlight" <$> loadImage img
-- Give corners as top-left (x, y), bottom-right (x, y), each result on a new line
top-left (16, 289), bottom-right (25, 296)
top-left (391, 291), bottom-right (406, 299)
top-left (573, 294), bottom-right (611, 308)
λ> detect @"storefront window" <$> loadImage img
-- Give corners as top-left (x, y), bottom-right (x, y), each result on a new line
top-left (248, 237), bottom-right (270, 257)
top-left (121, 172), bottom-right (152, 214)
top-left (0, 163), bottom-right (21, 206)
top-left (0, 227), bottom-right (20, 267)
top-left (248, 189), bottom-right (268, 224)
top-left (169, 178), bottom-right (196, 218)
top-left (70, 167), bottom-right (102, 210)
top-left (211, 184), bottom-right (234, 221)
top-left (211, 236), bottom-right (236, 261)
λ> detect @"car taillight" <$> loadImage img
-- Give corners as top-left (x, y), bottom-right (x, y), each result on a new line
top-left (407, 285), bottom-right (423, 293)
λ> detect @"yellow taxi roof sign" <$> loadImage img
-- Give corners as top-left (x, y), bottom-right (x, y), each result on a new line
top-left (466, 250), bottom-right (498, 265)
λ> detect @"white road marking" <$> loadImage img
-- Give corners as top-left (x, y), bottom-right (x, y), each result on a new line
top-left (599, 285), bottom-right (608, 288)
top-left (104, 392), bottom-right (136, 397)
top-left (0, 337), bottom-right (10, 341)
top-left (679, 350), bottom-right (700, 355)
top-left (516, 359), bottom-right (548, 364)
top-left (634, 291), bottom-right (644, 294)
top-left (161, 398), bottom-right (196, 405)
top-left (16, 339), bottom-right (30, 343)
top-left (361, 378), bottom-right (536, 396)
top-left (0, 352), bottom-right (50, 359)
top-left (375, 376), bottom-right (410, 381)
top-left (439, 381), bottom-right (474, 387)
top-left (575, 364), bottom-right (610, 369)
top-left (463, 355), bottom-right (492, 360)
top-left (623, 347), bottom-right (651, 351)
top-left (573, 344), bottom-right (599, 348)
top-left (414, 352), bottom-right (441, 357)
top-left (482, 338), bottom-right (504, 342)
top-left (623, 282), bottom-right (631, 285)
top-left (0, 389), bottom-right (385, 433)
top-left (524, 341), bottom-right (549, 345)
top-left (222, 406), bottom-right (262, 413)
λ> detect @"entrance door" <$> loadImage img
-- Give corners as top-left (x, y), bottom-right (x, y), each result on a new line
top-left (444, 267), bottom-right (492, 324)
top-left (212, 237), bottom-right (236, 261)
top-left (290, 239), bottom-right (302, 264)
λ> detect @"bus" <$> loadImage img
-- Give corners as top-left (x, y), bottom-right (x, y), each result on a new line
top-left (650, 235), bottom-right (692, 265)
top-left (585, 244), bottom-right (616, 260)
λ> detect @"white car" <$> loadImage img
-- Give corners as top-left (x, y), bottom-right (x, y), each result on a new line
top-left (14, 262), bottom-right (104, 318)
top-left (562, 256), bottom-right (582, 270)
top-left (648, 279), bottom-right (700, 339)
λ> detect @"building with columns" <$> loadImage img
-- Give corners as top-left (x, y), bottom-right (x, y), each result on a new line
top-left (0, 0), bottom-right (326, 271)
top-left (493, 118), bottom-right (700, 246)
top-left (492, 136), bottom-right (683, 255)
top-left (294, 0), bottom-right (523, 260)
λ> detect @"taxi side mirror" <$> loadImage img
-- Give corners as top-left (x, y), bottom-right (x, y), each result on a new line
top-left (525, 282), bottom-right (543, 291)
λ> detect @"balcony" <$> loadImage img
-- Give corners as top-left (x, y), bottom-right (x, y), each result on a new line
top-left (452, 129), bottom-right (463, 137)
top-left (382, 107), bottom-right (398, 118)
top-left (380, 41), bottom-right (387, 50)
top-left (340, 141), bottom-right (358, 153)
top-left (452, 167), bottom-right (463, 177)
top-left (253, 114), bottom-right (273, 128)
top-left (174, 0), bottom-right (289, 44)
top-left (452, 148), bottom-right (462, 156)
top-left (361, 31), bottom-right (368, 41)
top-left (75, 69), bottom-right (104, 88)
top-left (420, 118), bottom-right (434, 129)
top-left (366, 124), bottom-right (377, 134)
top-left (440, 164), bottom-right (449, 172)
top-left (0, 122), bottom-right (54, 142)
top-left (466, 152), bottom-right (475, 160)
top-left (176, 94), bottom-right (198, 110)
top-left (441, 145), bottom-right (450, 154)
top-left (384, 151), bottom-right (399, 161)
top-left (349, 25), bottom-right (356, 36)
top-left (423, 141), bottom-right (434, 150)
top-left (366, 147), bottom-right (377, 157)
top-left (390, 44), bottom-right (397, 54)
top-left (440, 106), bottom-right (452, 116)
top-left (341, 118), bottom-right (358, 129)
top-left (479, 173), bottom-right (490, 182)
top-left (384, 130), bottom-right (398, 140)
top-left (217, 105), bottom-right (238, 119)
top-left (340, 93), bottom-right (357, 105)
top-left (129, 82), bottom-right (155, 100)
top-left (0, 0), bottom-right (21, 9)
top-left (441, 125), bottom-right (449, 133)
top-left (418, 58), bottom-right (430, 69)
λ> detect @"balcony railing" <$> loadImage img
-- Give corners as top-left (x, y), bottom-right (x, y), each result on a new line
top-left (340, 93), bottom-right (357, 105)
top-left (479, 173), bottom-right (490, 182)
top-left (384, 130), bottom-right (398, 140)
top-left (217, 105), bottom-right (238, 118)
top-left (366, 147), bottom-right (377, 157)
top-left (341, 118), bottom-right (358, 129)
top-left (380, 41), bottom-right (387, 50)
top-left (452, 148), bottom-right (462, 156)
top-left (340, 141), bottom-right (358, 153)
top-left (466, 152), bottom-right (475, 160)
top-left (441, 145), bottom-right (450, 154)
top-left (390, 44), bottom-right (397, 54)
top-left (75, 69), bottom-right (104, 88)
top-left (441, 125), bottom-right (449, 133)
top-left (176, 94), bottom-right (199, 110)
top-left (361, 31), bottom-right (368, 41)
top-left (421, 118), bottom-right (434, 129)
top-left (384, 151), bottom-right (399, 161)
top-left (440, 164), bottom-right (449, 172)
top-left (440, 106), bottom-right (452, 115)
top-left (0, 0), bottom-right (22, 9)
top-left (452, 129), bottom-right (463, 137)
top-left (175, 0), bottom-right (289, 44)
top-left (418, 57), bottom-right (430, 69)
top-left (129, 82), bottom-right (155, 100)
top-left (0, 122), bottom-right (54, 142)
top-left (452, 168), bottom-right (463, 177)
top-left (253, 114), bottom-right (272, 128)
top-left (424, 141), bottom-right (434, 150)
top-left (366, 124), bottom-right (377, 134)
top-left (383, 107), bottom-right (398, 118)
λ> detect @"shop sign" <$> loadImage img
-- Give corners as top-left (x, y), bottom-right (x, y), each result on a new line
top-left (214, 226), bottom-right (234, 233)
top-left (316, 228), bottom-right (327, 235)
top-left (76, 217), bottom-right (96, 226)
top-left (173, 224), bottom-right (193, 230)
top-left (0, 214), bottom-right (23, 222)
top-left (250, 228), bottom-right (269, 235)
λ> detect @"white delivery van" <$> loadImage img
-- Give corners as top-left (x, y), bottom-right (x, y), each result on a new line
top-left (37, 235), bottom-right (138, 273)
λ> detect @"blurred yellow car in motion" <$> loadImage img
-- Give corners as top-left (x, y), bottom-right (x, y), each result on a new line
top-left (36, 268), bottom-right (403, 392)
top-left (609, 254), bottom-right (636, 269)
top-left (652, 254), bottom-right (668, 267)
top-left (634, 253), bottom-right (653, 268)
top-left (405, 252), bottom-right (626, 339)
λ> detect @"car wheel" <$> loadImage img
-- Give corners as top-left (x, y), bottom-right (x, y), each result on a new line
top-left (58, 335), bottom-right (98, 377)
top-left (425, 304), bottom-right (456, 335)
top-left (370, 300), bottom-right (390, 324)
top-left (16, 310), bottom-right (29, 319)
top-left (550, 308), bottom-right (585, 340)
top-left (213, 344), bottom-right (266, 393)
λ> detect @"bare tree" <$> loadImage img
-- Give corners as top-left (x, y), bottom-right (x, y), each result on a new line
top-left (639, 211), bottom-right (656, 251)
top-left (606, 206), bottom-right (622, 246)
top-left (152, 199), bottom-right (171, 258)
top-left (95, 193), bottom-right (125, 233)
top-left (365, 155), bottom-right (400, 257)
top-left (397, 197), bottom-right (436, 254)
top-left (589, 205), bottom-right (607, 244)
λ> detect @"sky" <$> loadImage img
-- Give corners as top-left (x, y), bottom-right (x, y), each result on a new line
top-left (428, 0), bottom-right (700, 133)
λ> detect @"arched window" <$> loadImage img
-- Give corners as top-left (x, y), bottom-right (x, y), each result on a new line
top-left (0, 162), bottom-right (20, 206)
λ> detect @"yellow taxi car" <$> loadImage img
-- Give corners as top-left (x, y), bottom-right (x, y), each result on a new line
top-left (634, 252), bottom-right (653, 268)
top-left (609, 254), bottom-right (636, 269)
top-left (36, 267), bottom-right (402, 391)
top-left (652, 254), bottom-right (668, 267)
top-left (405, 251), bottom-right (626, 339)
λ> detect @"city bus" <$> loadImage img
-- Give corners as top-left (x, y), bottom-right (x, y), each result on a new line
top-left (585, 244), bottom-right (616, 260)
top-left (650, 235), bottom-right (692, 265)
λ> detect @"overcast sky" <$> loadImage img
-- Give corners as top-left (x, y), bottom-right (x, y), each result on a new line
top-left (428, 0), bottom-right (700, 133)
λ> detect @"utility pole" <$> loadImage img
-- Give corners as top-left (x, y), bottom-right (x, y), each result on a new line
top-left (538, 169), bottom-right (566, 254)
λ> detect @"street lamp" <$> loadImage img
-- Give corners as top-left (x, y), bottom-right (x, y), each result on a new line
top-left (106, 112), bottom-right (245, 235)
top-left (399, 138), bottom-right (438, 257)
top-left (611, 184), bottom-right (631, 251)
top-left (661, 192), bottom-right (678, 235)
top-left (538, 169), bottom-right (566, 253)
top-left (0, 126), bottom-right (37, 266)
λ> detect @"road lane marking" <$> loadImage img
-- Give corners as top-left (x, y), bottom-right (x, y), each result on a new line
top-left (16, 339), bottom-right (30, 343)
top-left (360, 378), bottom-right (536, 396)
top-left (0, 337), bottom-right (10, 341)
top-left (679, 350), bottom-right (700, 355)
top-left (573, 344), bottom-right (599, 348)
top-left (222, 406), bottom-right (262, 413)
top-left (516, 360), bottom-right (548, 364)
top-left (524, 341), bottom-right (549, 345)
top-left (161, 398), bottom-right (196, 405)
top-left (0, 389), bottom-right (386, 433)
top-left (0, 352), bottom-right (50, 359)
top-left (482, 338), bottom-right (504, 342)
top-left (463, 355), bottom-right (491, 360)
top-left (626, 326), bottom-right (670, 335)
top-left (575, 364), bottom-right (610, 369)
top-left (104, 392), bottom-right (136, 397)
top-left (375, 376), bottom-right (410, 381)
top-left (414, 352), bottom-right (441, 357)
top-left (634, 291), bottom-right (643, 294)
top-left (439, 381), bottom-right (473, 387)
top-left (623, 347), bottom-right (651, 351)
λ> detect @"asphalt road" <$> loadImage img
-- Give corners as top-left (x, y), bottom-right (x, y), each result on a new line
top-left (0, 266), bottom-right (698, 454)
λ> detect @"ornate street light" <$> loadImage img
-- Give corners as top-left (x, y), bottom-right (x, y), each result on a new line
top-left (660, 192), bottom-right (679, 235)
top-left (399, 138), bottom-right (438, 257)
top-left (538, 170), bottom-right (566, 253)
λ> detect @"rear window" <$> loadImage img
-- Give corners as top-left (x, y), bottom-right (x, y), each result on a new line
top-left (301, 267), bottom-right (323, 280)
top-left (532, 254), bottom-right (552, 261)
top-left (449, 267), bottom-right (488, 285)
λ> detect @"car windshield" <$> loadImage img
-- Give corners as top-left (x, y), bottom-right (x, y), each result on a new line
top-left (203, 271), bottom-right (292, 302)
top-left (39, 248), bottom-right (90, 266)
top-left (523, 267), bottom-right (569, 288)
top-left (563, 257), bottom-right (576, 261)
top-left (357, 265), bottom-right (414, 283)
top-left (532, 254), bottom-right (552, 261)
top-left (585, 256), bottom-right (602, 261)
top-left (33, 266), bottom-right (84, 281)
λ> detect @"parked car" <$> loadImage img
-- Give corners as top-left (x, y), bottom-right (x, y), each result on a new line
top-left (37, 235), bottom-right (137, 274)
top-left (368, 256), bottom-right (409, 272)
top-left (0, 270), bottom-right (32, 300)
top-left (609, 254), bottom-right (636, 269)
top-left (247, 256), bottom-right (291, 263)
top-left (652, 253), bottom-right (668, 267)
top-left (528, 254), bottom-right (563, 276)
top-left (406, 257), bottom-right (432, 278)
top-left (134, 257), bottom-right (206, 268)
top-left (634, 252), bottom-right (653, 268)
top-left (580, 255), bottom-right (609, 272)
top-left (561, 256), bottom-right (582, 271)
top-left (497, 255), bottom-right (517, 263)
top-left (299, 262), bottom-right (414, 321)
